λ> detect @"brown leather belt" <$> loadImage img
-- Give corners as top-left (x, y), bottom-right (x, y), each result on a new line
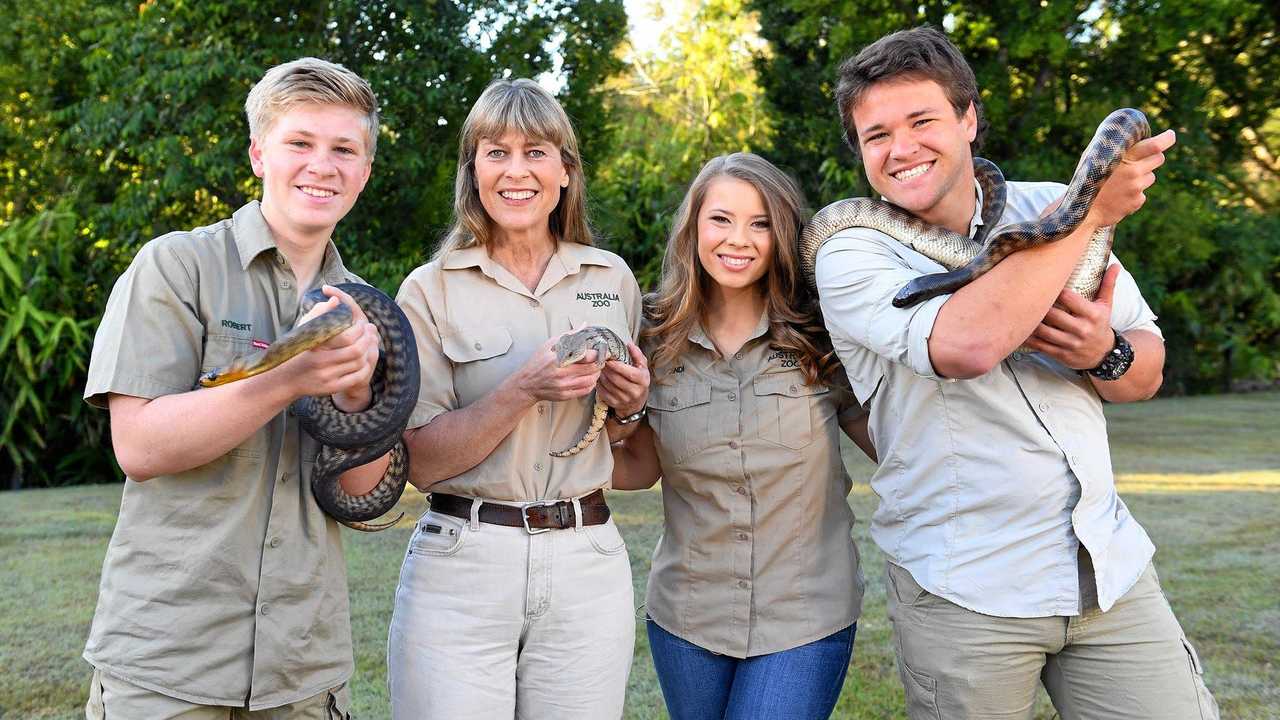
top-left (429, 489), bottom-right (610, 533)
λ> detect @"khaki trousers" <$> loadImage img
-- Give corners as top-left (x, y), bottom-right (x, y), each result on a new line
top-left (84, 669), bottom-right (351, 719)
top-left (885, 561), bottom-right (1218, 720)
top-left (387, 505), bottom-right (635, 719)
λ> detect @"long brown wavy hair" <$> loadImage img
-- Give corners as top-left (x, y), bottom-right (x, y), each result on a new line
top-left (643, 153), bottom-right (839, 385)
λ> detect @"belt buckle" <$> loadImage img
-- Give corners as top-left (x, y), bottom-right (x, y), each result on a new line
top-left (521, 499), bottom-right (560, 535)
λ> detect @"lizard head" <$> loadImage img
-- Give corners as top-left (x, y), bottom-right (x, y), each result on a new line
top-left (554, 327), bottom-right (607, 367)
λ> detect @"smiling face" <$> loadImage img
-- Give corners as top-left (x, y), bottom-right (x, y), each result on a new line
top-left (849, 78), bottom-right (978, 234)
top-left (472, 131), bottom-right (569, 242)
top-left (249, 102), bottom-right (372, 245)
top-left (696, 177), bottom-right (774, 297)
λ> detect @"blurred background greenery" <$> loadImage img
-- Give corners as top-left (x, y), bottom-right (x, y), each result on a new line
top-left (2, 0), bottom-right (1277, 488)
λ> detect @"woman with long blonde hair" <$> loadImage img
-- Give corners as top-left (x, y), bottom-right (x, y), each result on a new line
top-left (613, 152), bottom-right (876, 719)
top-left (389, 78), bottom-right (649, 719)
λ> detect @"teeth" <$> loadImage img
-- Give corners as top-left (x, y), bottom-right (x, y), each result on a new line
top-left (893, 163), bottom-right (931, 181)
top-left (721, 256), bottom-right (751, 268)
top-left (300, 186), bottom-right (335, 198)
top-left (501, 190), bottom-right (536, 200)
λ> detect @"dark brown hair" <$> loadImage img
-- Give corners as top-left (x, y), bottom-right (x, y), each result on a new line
top-left (834, 26), bottom-right (988, 158)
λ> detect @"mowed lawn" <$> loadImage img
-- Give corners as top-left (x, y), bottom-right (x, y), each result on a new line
top-left (1, 392), bottom-right (1276, 719)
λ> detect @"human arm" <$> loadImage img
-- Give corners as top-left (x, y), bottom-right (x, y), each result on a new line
top-left (609, 419), bottom-right (662, 490)
top-left (108, 286), bottom-right (384, 482)
top-left (598, 341), bottom-right (651, 442)
top-left (401, 334), bottom-right (602, 492)
top-left (839, 409), bottom-right (877, 463)
top-left (929, 130), bottom-right (1176, 378)
top-left (1023, 263), bottom-right (1165, 402)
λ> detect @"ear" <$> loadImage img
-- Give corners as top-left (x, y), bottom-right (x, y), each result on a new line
top-left (963, 102), bottom-right (978, 143)
top-left (560, 164), bottom-right (570, 188)
top-left (249, 137), bottom-right (265, 178)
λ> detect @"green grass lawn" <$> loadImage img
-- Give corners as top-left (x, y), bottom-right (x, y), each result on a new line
top-left (2, 392), bottom-right (1277, 719)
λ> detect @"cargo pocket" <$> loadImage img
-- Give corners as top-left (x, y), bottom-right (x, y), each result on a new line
top-left (1180, 635), bottom-right (1221, 719)
top-left (326, 682), bottom-right (353, 720)
top-left (646, 382), bottom-right (713, 465)
top-left (754, 371), bottom-right (828, 450)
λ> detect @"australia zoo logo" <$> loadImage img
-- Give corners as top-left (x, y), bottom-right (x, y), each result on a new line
top-left (576, 291), bottom-right (621, 308)
top-left (767, 349), bottom-right (800, 369)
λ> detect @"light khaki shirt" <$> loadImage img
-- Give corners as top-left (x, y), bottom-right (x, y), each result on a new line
top-left (816, 179), bottom-right (1162, 617)
top-left (396, 242), bottom-right (641, 501)
top-left (83, 201), bottom-right (358, 710)
top-left (642, 312), bottom-right (866, 658)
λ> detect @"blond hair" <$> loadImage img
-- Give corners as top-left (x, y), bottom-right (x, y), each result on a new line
top-left (644, 153), bottom-right (838, 385)
top-left (436, 78), bottom-right (591, 258)
top-left (244, 57), bottom-right (379, 157)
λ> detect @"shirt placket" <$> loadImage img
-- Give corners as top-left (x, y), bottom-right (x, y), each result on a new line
top-left (722, 352), bottom-right (754, 653)
top-left (250, 253), bottom-right (306, 697)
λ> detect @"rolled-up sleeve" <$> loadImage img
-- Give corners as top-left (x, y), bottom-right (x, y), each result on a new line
top-left (815, 229), bottom-right (948, 386)
top-left (1106, 255), bottom-right (1163, 339)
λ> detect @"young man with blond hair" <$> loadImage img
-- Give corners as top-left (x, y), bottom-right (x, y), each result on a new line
top-left (83, 57), bottom-right (387, 718)
top-left (815, 27), bottom-right (1219, 719)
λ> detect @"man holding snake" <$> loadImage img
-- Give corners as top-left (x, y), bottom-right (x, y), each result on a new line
top-left (80, 58), bottom-right (386, 718)
top-left (814, 27), bottom-right (1219, 719)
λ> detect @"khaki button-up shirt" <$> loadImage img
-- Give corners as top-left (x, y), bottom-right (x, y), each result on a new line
top-left (643, 312), bottom-right (866, 658)
top-left (396, 242), bottom-right (641, 501)
top-left (83, 201), bottom-right (358, 710)
top-left (816, 179), bottom-right (1162, 617)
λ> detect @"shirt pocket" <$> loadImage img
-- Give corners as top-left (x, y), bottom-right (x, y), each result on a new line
top-left (646, 381), bottom-right (713, 465)
top-left (200, 333), bottom-right (265, 459)
top-left (441, 326), bottom-right (514, 363)
top-left (753, 370), bottom-right (829, 450)
top-left (440, 327), bottom-right (515, 403)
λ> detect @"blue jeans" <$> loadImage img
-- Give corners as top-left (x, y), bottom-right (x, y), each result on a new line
top-left (647, 619), bottom-right (856, 720)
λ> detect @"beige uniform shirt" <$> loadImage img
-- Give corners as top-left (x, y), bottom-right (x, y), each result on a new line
top-left (396, 242), bottom-right (641, 500)
top-left (83, 201), bottom-right (358, 710)
top-left (643, 312), bottom-right (866, 658)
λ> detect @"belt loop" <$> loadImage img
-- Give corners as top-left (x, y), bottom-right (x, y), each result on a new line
top-left (469, 497), bottom-right (482, 532)
top-left (572, 496), bottom-right (584, 531)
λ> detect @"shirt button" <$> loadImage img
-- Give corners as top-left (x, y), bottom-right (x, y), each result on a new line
top-left (737, 532), bottom-right (748, 541)
top-left (538, 405), bottom-right (545, 415)
top-left (1039, 401), bottom-right (1050, 412)
top-left (534, 462), bottom-right (543, 472)
top-left (737, 580), bottom-right (749, 589)
top-left (280, 280), bottom-right (292, 290)
top-left (1071, 454), bottom-right (1081, 465)
top-left (789, 384), bottom-right (798, 393)
top-left (727, 392), bottom-right (736, 401)
top-left (734, 352), bottom-right (742, 360)
top-left (269, 536), bottom-right (281, 548)
top-left (670, 398), bottom-right (679, 407)
top-left (280, 473), bottom-right (290, 484)
top-left (259, 604), bottom-right (270, 616)
top-left (473, 342), bottom-right (483, 351)
top-left (728, 440), bottom-right (739, 449)
top-left (529, 299), bottom-right (538, 307)
top-left (736, 486), bottom-right (747, 496)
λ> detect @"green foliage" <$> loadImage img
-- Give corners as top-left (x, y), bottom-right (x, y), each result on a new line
top-left (751, 0), bottom-right (1280, 392)
top-left (0, 206), bottom-right (120, 488)
top-left (592, 0), bottom-right (775, 286)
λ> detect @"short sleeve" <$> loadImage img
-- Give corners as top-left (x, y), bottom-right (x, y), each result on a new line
top-left (396, 264), bottom-right (458, 429)
top-left (84, 237), bottom-right (204, 408)
top-left (815, 229), bottom-right (948, 396)
top-left (1106, 255), bottom-right (1163, 339)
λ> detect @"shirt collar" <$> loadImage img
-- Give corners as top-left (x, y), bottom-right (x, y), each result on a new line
top-left (231, 200), bottom-right (348, 283)
top-left (440, 241), bottom-right (613, 297)
top-left (686, 307), bottom-right (771, 355)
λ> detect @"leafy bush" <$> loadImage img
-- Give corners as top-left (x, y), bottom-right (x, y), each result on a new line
top-left (0, 205), bottom-right (122, 488)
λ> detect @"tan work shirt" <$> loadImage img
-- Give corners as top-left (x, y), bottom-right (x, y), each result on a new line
top-left (83, 201), bottom-right (358, 710)
top-left (642, 312), bottom-right (866, 658)
top-left (396, 242), bottom-right (641, 501)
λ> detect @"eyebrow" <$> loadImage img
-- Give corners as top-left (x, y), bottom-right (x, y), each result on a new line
top-left (707, 206), bottom-right (769, 220)
top-left (859, 108), bottom-right (938, 137)
top-left (289, 130), bottom-right (362, 146)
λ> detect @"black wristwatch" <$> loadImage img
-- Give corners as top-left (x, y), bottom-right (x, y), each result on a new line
top-left (610, 407), bottom-right (647, 425)
top-left (1087, 330), bottom-right (1134, 381)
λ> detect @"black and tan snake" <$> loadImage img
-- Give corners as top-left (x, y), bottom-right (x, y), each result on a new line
top-left (199, 283), bottom-right (420, 532)
top-left (799, 108), bottom-right (1151, 307)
